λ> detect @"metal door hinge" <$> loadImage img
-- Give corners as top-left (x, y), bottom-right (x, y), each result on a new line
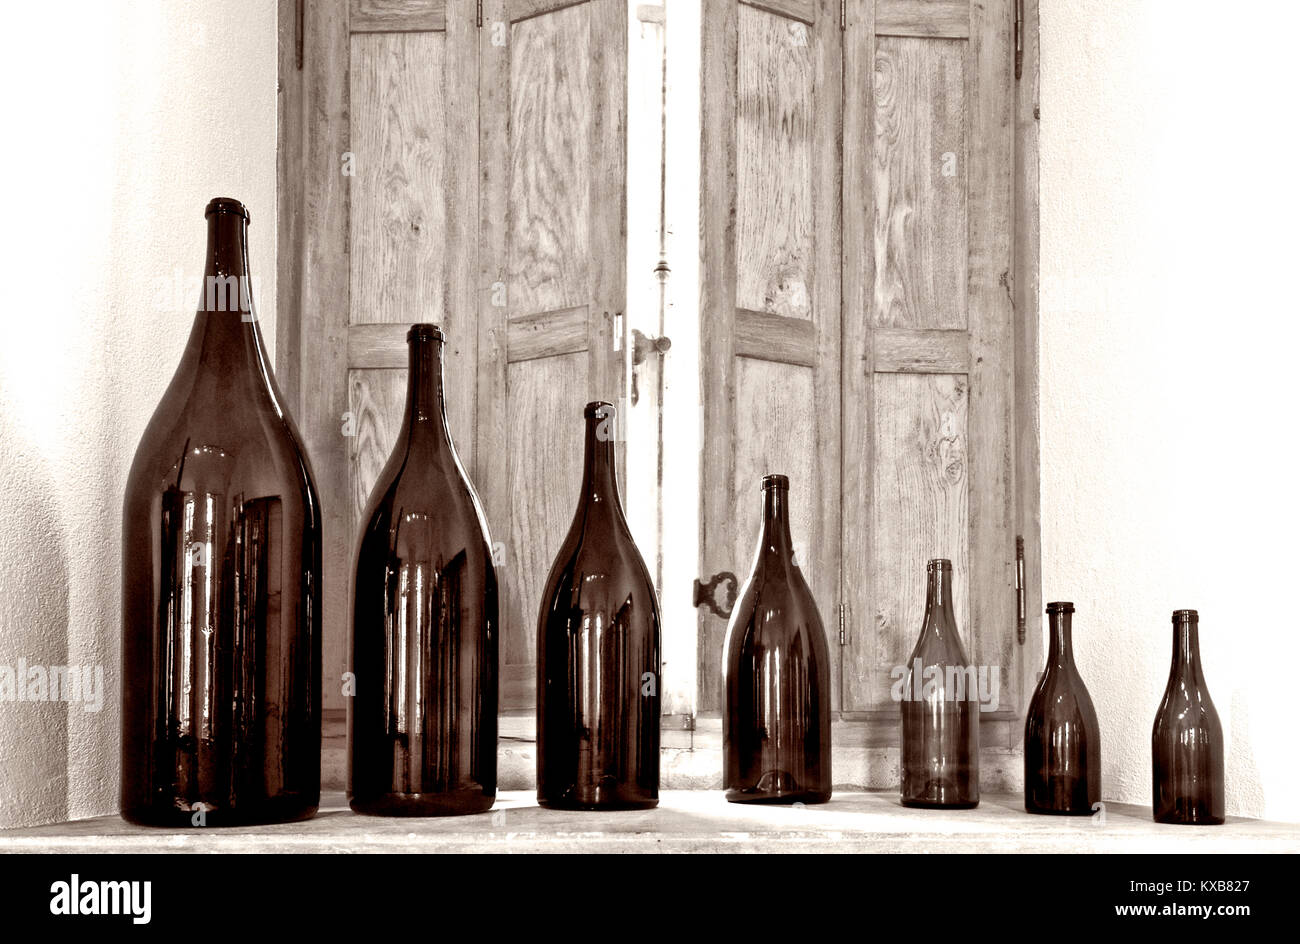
top-left (477, 0), bottom-right (483, 28)
top-left (838, 603), bottom-right (846, 646)
top-left (1015, 536), bottom-right (1026, 644)
top-left (840, 0), bottom-right (846, 31)
top-left (694, 571), bottom-right (739, 620)
top-left (1014, 0), bottom-right (1024, 80)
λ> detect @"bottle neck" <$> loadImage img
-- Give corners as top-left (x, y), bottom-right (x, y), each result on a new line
top-left (923, 566), bottom-right (957, 633)
top-left (400, 336), bottom-right (450, 445)
top-left (1047, 610), bottom-right (1075, 670)
top-left (1172, 617), bottom-right (1205, 681)
top-left (192, 210), bottom-right (265, 362)
top-left (757, 486), bottom-right (795, 567)
top-left (579, 411), bottom-right (622, 511)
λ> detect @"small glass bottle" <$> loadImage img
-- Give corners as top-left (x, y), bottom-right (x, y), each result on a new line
top-left (1024, 602), bottom-right (1101, 814)
top-left (900, 559), bottom-right (979, 809)
top-left (1152, 609), bottom-right (1224, 825)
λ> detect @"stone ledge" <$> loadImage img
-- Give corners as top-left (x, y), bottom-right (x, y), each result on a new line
top-left (2, 791), bottom-right (1296, 854)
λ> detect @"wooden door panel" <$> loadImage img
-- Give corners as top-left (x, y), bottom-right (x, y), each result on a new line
top-left (841, 0), bottom-right (1018, 725)
top-left (479, 0), bottom-right (627, 711)
top-left (699, 0), bottom-right (841, 713)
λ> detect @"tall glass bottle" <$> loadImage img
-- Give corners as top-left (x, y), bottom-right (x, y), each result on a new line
top-left (537, 402), bottom-right (661, 810)
top-left (121, 198), bottom-right (322, 826)
top-left (1024, 602), bottom-right (1101, 814)
top-left (722, 474), bottom-right (831, 804)
top-left (1152, 609), bottom-right (1224, 825)
top-left (349, 325), bottom-right (498, 816)
top-left (900, 559), bottom-right (979, 808)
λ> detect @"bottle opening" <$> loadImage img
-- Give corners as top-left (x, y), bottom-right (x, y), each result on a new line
top-left (926, 558), bottom-right (953, 571)
top-left (407, 323), bottom-right (445, 343)
top-left (1046, 601), bottom-right (1075, 614)
top-left (205, 197), bottom-right (251, 224)
top-left (761, 473), bottom-right (789, 491)
top-left (584, 400), bottom-right (615, 419)
top-left (1172, 608), bottom-right (1199, 622)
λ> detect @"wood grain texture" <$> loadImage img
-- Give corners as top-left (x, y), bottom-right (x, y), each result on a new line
top-left (504, 353), bottom-right (587, 672)
top-left (873, 327), bottom-right (969, 373)
top-left (507, 0), bottom-right (588, 23)
top-left (734, 309), bottom-right (817, 367)
top-left (839, 0), bottom-right (877, 712)
top-left (506, 306), bottom-right (590, 362)
top-left (508, 5), bottom-right (591, 318)
top-left (348, 369), bottom-right (406, 528)
top-left (275, 0), bottom-right (303, 410)
top-left (871, 373), bottom-right (970, 706)
top-left (872, 36), bottom-right (967, 329)
top-left (735, 3), bottom-right (814, 320)
top-left (698, 0), bottom-right (740, 713)
top-left (740, 0), bottom-right (816, 26)
top-left (297, 0), bottom-right (352, 712)
top-left (347, 323), bottom-right (408, 369)
top-left (349, 31), bottom-right (446, 327)
top-left (350, 0), bottom-right (447, 32)
top-left (966, 0), bottom-right (1018, 710)
top-left (875, 0), bottom-right (968, 38)
top-left (1014, 0), bottom-right (1043, 709)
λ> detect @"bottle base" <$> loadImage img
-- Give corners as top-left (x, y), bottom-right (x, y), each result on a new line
top-left (900, 797), bottom-right (979, 810)
top-left (1025, 803), bottom-right (1096, 816)
top-left (349, 789), bottom-right (495, 817)
top-left (725, 789), bottom-right (832, 806)
top-left (120, 797), bottom-right (319, 828)
top-left (537, 797), bottom-right (659, 812)
top-left (1153, 812), bottom-right (1225, 826)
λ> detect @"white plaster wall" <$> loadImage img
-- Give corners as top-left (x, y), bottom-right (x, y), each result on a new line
top-left (0, 0), bottom-right (278, 827)
top-left (1041, 1), bottom-right (1300, 821)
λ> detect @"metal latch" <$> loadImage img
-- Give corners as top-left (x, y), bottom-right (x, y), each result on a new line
top-left (693, 571), bottom-right (738, 620)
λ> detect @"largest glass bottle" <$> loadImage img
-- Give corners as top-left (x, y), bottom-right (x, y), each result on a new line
top-left (537, 402), bottom-right (661, 810)
top-left (722, 474), bottom-right (832, 804)
top-left (121, 198), bottom-right (322, 826)
top-left (349, 325), bottom-right (499, 816)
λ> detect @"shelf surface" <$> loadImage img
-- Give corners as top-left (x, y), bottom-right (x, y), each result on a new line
top-left (2, 791), bottom-right (1296, 853)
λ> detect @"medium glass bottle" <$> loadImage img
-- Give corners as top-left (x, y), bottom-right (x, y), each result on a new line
top-left (121, 198), bottom-right (322, 826)
top-left (900, 559), bottom-right (979, 808)
top-left (537, 402), bottom-right (661, 810)
top-left (1152, 609), bottom-right (1224, 825)
top-left (722, 474), bottom-right (831, 804)
top-left (1024, 602), bottom-right (1101, 814)
top-left (348, 325), bottom-right (499, 816)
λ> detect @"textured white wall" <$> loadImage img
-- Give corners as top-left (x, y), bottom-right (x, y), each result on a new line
top-left (0, 0), bottom-right (278, 827)
top-left (1041, 1), bottom-right (1300, 821)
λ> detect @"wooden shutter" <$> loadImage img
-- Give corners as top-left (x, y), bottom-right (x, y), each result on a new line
top-left (699, 0), bottom-right (842, 714)
top-left (478, 0), bottom-right (628, 711)
top-left (278, 0), bottom-right (627, 717)
top-left (700, 0), bottom-right (1032, 773)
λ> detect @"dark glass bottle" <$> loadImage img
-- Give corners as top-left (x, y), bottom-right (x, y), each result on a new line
top-left (1152, 609), bottom-right (1224, 825)
top-left (349, 325), bottom-right (498, 816)
top-left (1024, 602), bottom-right (1101, 814)
top-left (537, 402), bottom-right (661, 810)
top-left (900, 559), bottom-right (979, 808)
top-left (722, 474), bottom-right (831, 804)
top-left (121, 198), bottom-right (322, 826)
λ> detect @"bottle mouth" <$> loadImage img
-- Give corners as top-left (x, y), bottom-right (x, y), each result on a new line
top-left (1046, 601), bottom-right (1075, 614)
top-left (407, 323), bottom-right (445, 343)
top-left (205, 197), bottom-right (250, 224)
top-left (761, 473), bottom-right (789, 491)
top-left (584, 400), bottom-right (615, 419)
top-left (926, 558), bottom-right (953, 571)
top-left (1172, 608), bottom-right (1199, 622)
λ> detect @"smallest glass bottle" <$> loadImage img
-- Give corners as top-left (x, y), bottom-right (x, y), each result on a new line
top-left (1151, 609), bottom-right (1224, 825)
top-left (1024, 602), bottom-right (1101, 814)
